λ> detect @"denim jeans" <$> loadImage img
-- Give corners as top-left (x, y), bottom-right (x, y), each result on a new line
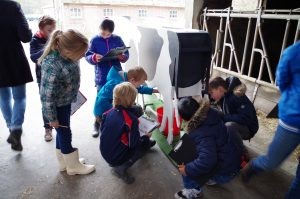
top-left (252, 123), bottom-right (300, 199)
top-left (0, 84), bottom-right (26, 131)
top-left (38, 83), bottom-right (51, 130)
top-left (55, 104), bottom-right (74, 154)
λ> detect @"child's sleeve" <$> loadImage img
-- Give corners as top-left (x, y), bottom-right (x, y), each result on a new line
top-left (30, 39), bottom-right (44, 63)
top-left (118, 36), bottom-right (129, 63)
top-left (276, 48), bottom-right (291, 92)
top-left (85, 39), bottom-right (97, 65)
top-left (137, 85), bottom-right (153, 95)
top-left (185, 137), bottom-right (218, 177)
top-left (223, 97), bottom-right (253, 126)
top-left (40, 63), bottom-right (58, 122)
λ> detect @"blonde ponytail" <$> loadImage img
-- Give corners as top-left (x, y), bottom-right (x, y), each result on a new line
top-left (38, 30), bottom-right (63, 64)
top-left (38, 29), bottom-right (88, 64)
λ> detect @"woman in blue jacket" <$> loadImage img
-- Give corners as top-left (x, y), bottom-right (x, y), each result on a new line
top-left (242, 41), bottom-right (300, 199)
top-left (175, 97), bottom-right (242, 199)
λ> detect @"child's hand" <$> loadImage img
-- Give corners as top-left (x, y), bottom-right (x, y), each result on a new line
top-left (178, 164), bottom-right (187, 176)
top-left (117, 54), bottom-right (126, 61)
top-left (152, 89), bottom-right (159, 93)
top-left (49, 121), bottom-right (59, 128)
top-left (95, 54), bottom-right (103, 62)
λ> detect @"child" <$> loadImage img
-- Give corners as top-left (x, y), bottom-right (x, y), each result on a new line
top-left (242, 42), bottom-right (300, 199)
top-left (30, 15), bottom-right (56, 142)
top-left (209, 76), bottom-right (259, 140)
top-left (92, 65), bottom-right (158, 138)
top-left (100, 82), bottom-right (156, 184)
top-left (39, 29), bottom-right (95, 175)
top-left (85, 19), bottom-right (129, 136)
top-left (175, 97), bottom-right (242, 198)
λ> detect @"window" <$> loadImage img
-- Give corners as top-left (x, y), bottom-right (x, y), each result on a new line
top-left (138, 9), bottom-right (147, 17)
top-left (103, 8), bottom-right (113, 17)
top-left (70, 8), bottom-right (82, 18)
top-left (169, 10), bottom-right (177, 18)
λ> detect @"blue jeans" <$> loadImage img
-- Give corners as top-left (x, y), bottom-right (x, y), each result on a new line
top-left (252, 124), bottom-right (300, 199)
top-left (182, 172), bottom-right (237, 189)
top-left (55, 105), bottom-right (74, 154)
top-left (0, 85), bottom-right (26, 131)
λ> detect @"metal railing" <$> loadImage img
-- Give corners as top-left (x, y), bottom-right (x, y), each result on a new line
top-left (200, 7), bottom-right (300, 90)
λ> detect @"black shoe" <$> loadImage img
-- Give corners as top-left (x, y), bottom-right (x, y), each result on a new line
top-left (8, 129), bottom-right (23, 151)
top-left (92, 121), bottom-right (100, 138)
top-left (111, 168), bottom-right (135, 184)
top-left (149, 140), bottom-right (156, 148)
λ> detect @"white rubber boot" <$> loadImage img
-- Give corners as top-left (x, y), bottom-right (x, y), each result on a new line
top-left (55, 149), bottom-right (85, 172)
top-left (63, 149), bottom-right (95, 175)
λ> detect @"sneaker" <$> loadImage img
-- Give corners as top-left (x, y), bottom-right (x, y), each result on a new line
top-left (44, 129), bottom-right (53, 142)
top-left (206, 179), bottom-right (217, 186)
top-left (175, 188), bottom-right (203, 199)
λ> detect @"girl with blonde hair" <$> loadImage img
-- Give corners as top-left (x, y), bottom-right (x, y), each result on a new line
top-left (39, 29), bottom-right (95, 175)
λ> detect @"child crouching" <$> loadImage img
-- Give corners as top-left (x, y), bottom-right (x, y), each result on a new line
top-left (175, 97), bottom-right (242, 199)
top-left (100, 82), bottom-right (156, 184)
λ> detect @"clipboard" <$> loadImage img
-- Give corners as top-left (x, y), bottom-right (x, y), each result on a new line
top-left (101, 46), bottom-right (130, 61)
top-left (71, 91), bottom-right (87, 115)
top-left (168, 133), bottom-right (197, 165)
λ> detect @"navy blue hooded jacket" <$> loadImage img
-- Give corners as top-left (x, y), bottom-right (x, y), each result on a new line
top-left (30, 32), bottom-right (47, 83)
top-left (85, 34), bottom-right (129, 87)
top-left (185, 100), bottom-right (242, 177)
top-left (100, 106), bottom-right (141, 166)
top-left (221, 77), bottom-right (259, 137)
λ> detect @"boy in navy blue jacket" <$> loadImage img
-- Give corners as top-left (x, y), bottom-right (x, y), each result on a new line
top-left (175, 97), bottom-right (242, 199)
top-left (209, 76), bottom-right (258, 162)
top-left (100, 82), bottom-right (156, 184)
top-left (29, 16), bottom-right (56, 142)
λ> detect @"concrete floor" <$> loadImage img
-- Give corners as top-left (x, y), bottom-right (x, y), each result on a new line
top-left (0, 46), bottom-right (296, 199)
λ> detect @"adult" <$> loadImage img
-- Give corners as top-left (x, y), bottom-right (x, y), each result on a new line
top-left (242, 41), bottom-right (300, 199)
top-left (0, 0), bottom-right (33, 151)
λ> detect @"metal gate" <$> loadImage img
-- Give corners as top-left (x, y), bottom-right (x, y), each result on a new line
top-left (200, 7), bottom-right (300, 91)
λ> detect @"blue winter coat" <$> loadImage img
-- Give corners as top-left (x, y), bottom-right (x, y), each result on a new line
top-left (221, 76), bottom-right (259, 137)
top-left (30, 32), bottom-right (47, 83)
top-left (277, 41), bottom-right (300, 131)
top-left (93, 66), bottom-right (153, 117)
top-left (85, 34), bottom-right (129, 87)
top-left (185, 100), bottom-right (242, 177)
top-left (100, 106), bottom-right (141, 166)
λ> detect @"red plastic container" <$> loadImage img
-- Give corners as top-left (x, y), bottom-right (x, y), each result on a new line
top-left (156, 106), bottom-right (181, 137)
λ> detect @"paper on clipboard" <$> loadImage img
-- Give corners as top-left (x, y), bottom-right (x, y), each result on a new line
top-left (138, 116), bottom-right (159, 136)
top-left (71, 91), bottom-right (87, 115)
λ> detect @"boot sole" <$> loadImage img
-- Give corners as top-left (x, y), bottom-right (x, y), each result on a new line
top-left (67, 166), bottom-right (95, 175)
top-left (67, 169), bottom-right (95, 175)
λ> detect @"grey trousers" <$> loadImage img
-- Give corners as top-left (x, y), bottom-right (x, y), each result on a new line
top-left (226, 122), bottom-right (252, 154)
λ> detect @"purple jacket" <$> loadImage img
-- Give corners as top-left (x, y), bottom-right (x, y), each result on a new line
top-left (85, 34), bottom-right (129, 87)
